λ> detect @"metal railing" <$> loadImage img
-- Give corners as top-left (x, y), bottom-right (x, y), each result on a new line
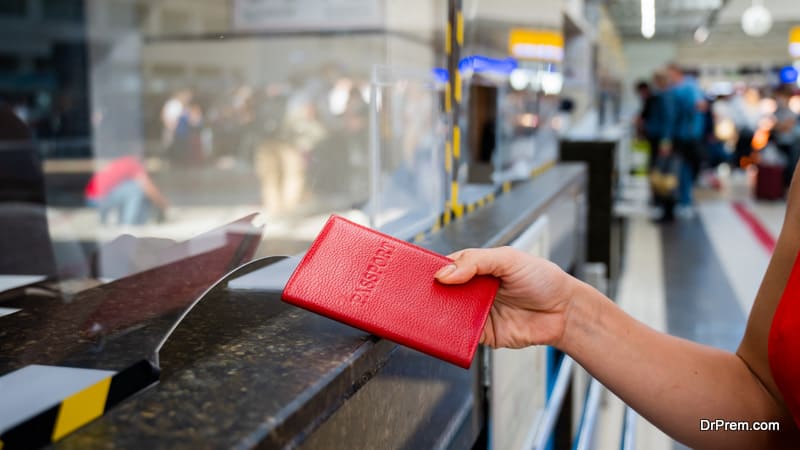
top-left (574, 378), bottom-right (604, 450)
top-left (526, 355), bottom-right (575, 450)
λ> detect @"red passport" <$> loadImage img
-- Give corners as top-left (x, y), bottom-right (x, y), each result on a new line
top-left (281, 215), bottom-right (500, 368)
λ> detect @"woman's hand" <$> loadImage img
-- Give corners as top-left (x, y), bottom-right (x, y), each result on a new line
top-left (435, 246), bottom-right (577, 349)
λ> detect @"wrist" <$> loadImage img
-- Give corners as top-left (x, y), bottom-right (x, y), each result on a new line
top-left (552, 279), bottom-right (602, 353)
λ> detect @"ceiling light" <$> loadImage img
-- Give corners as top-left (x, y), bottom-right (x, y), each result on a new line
top-left (741, 1), bottom-right (773, 37)
top-left (509, 69), bottom-right (529, 90)
top-left (641, 0), bottom-right (655, 39)
top-left (694, 26), bottom-right (710, 43)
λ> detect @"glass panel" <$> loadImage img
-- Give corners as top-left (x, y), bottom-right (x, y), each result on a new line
top-left (0, 0), bottom-right (448, 438)
top-left (368, 65), bottom-right (447, 239)
top-left (461, 0), bottom-right (563, 187)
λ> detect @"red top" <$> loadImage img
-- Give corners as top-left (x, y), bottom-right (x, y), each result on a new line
top-left (768, 250), bottom-right (800, 427)
top-left (85, 156), bottom-right (145, 200)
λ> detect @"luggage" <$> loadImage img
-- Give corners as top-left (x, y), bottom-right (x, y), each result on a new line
top-left (755, 164), bottom-right (785, 200)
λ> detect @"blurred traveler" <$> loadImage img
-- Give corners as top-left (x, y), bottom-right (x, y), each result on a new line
top-left (160, 89), bottom-right (192, 150)
top-left (254, 87), bottom-right (326, 218)
top-left (662, 63), bottom-right (706, 214)
top-left (173, 101), bottom-right (205, 165)
top-left (436, 163), bottom-right (800, 448)
top-left (637, 72), bottom-right (670, 169)
top-left (730, 86), bottom-right (763, 167)
top-left (85, 155), bottom-right (168, 225)
top-left (255, 138), bottom-right (305, 218)
top-left (772, 87), bottom-right (798, 185)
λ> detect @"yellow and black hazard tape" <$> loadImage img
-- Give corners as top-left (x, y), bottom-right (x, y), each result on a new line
top-left (0, 360), bottom-right (159, 450)
top-left (413, 160), bottom-right (557, 244)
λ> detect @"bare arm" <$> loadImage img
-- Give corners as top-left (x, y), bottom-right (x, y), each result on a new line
top-left (562, 281), bottom-right (795, 449)
top-left (436, 165), bottom-right (800, 448)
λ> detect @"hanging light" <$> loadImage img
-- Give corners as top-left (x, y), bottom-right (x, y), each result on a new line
top-left (694, 25), bottom-right (710, 43)
top-left (641, 0), bottom-right (655, 39)
top-left (741, 0), bottom-right (773, 37)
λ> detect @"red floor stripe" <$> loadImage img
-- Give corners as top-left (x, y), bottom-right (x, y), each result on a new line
top-left (732, 201), bottom-right (777, 253)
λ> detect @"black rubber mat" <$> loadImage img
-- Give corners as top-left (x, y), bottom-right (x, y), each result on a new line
top-left (661, 217), bottom-right (747, 351)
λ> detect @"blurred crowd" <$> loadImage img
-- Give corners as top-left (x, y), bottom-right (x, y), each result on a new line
top-left (154, 69), bottom-right (372, 220)
top-left (636, 63), bottom-right (800, 222)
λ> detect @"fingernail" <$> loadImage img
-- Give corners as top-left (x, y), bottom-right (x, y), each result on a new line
top-left (435, 264), bottom-right (457, 279)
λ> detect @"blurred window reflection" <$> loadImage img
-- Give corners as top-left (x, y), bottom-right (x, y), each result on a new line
top-left (0, 0), bottom-right (448, 285)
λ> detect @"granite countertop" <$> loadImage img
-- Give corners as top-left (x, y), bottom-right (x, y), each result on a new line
top-left (50, 163), bottom-right (587, 450)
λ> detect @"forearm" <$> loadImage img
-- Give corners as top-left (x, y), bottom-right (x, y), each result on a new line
top-left (559, 281), bottom-right (793, 449)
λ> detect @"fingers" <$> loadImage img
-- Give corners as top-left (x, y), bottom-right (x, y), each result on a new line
top-left (435, 247), bottom-right (515, 284)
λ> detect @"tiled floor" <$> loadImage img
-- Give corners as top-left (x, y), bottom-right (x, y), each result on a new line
top-left (604, 171), bottom-right (784, 450)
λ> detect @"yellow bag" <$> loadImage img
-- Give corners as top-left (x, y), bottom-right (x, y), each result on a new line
top-left (650, 171), bottom-right (678, 197)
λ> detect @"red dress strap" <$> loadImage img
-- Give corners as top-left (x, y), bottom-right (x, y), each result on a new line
top-left (769, 249), bottom-right (800, 427)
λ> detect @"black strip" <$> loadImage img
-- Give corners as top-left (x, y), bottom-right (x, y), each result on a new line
top-left (0, 404), bottom-right (59, 450)
top-left (104, 360), bottom-right (160, 410)
top-left (661, 217), bottom-right (747, 352)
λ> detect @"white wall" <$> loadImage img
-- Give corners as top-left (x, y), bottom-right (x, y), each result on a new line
top-left (620, 40), bottom-right (677, 116)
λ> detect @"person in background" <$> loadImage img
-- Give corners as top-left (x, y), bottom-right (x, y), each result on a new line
top-left (160, 89), bottom-right (192, 151)
top-left (635, 80), bottom-right (653, 139)
top-left (730, 86), bottom-right (763, 167)
top-left (772, 86), bottom-right (798, 185)
top-left (640, 72), bottom-right (671, 169)
top-left (662, 63), bottom-right (706, 217)
top-left (85, 155), bottom-right (169, 225)
top-left (173, 101), bottom-right (205, 165)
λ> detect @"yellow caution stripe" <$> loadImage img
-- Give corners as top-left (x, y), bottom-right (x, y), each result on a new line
top-left (531, 160), bottom-right (556, 177)
top-left (445, 142), bottom-right (452, 173)
top-left (0, 361), bottom-right (159, 450)
top-left (453, 127), bottom-right (461, 160)
top-left (446, 22), bottom-right (452, 55)
top-left (410, 161), bottom-right (556, 242)
top-left (445, 83), bottom-right (452, 113)
top-left (454, 71), bottom-right (462, 103)
top-left (52, 377), bottom-right (111, 441)
top-left (456, 11), bottom-right (464, 46)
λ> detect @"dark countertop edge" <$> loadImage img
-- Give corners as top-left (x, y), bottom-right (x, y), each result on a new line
top-left (238, 338), bottom-right (398, 450)
top-left (481, 164), bottom-right (587, 249)
top-left (51, 163), bottom-right (588, 450)
top-left (270, 163), bottom-right (588, 447)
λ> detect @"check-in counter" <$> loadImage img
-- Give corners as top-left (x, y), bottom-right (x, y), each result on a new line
top-left (1, 164), bottom-right (586, 450)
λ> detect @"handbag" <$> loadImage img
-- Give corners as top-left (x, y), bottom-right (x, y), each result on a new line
top-left (650, 154), bottom-right (680, 198)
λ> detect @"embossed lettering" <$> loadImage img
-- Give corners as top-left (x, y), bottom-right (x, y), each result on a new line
top-left (349, 241), bottom-right (396, 306)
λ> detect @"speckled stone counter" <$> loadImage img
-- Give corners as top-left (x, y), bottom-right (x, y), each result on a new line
top-left (51, 163), bottom-right (587, 450)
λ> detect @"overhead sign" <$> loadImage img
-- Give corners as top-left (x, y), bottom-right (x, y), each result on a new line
top-left (508, 28), bottom-right (564, 62)
top-left (790, 26), bottom-right (800, 59)
top-left (233, 0), bottom-right (384, 32)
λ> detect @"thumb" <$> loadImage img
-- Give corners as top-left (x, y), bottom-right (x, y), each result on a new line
top-left (434, 247), bottom-right (512, 284)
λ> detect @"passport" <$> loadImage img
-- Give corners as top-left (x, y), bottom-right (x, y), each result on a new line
top-left (281, 215), bottom-right (500, 368)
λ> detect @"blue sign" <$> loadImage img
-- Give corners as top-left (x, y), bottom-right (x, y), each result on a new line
top-left (780, 66), bottom-right (798, 84)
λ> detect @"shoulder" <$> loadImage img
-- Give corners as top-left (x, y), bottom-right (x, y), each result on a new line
top-left (738, 162), bottom-right (800, 399)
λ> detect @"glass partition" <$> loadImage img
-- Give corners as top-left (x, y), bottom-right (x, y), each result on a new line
top-left (461, 1), bottom-right (563, 187)
top-left (0, 0), bottom-right (449, 443)
top-left (368, 65), bottom-right (447, 239)
top-left (0, 0), bottom-right (448, 287)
